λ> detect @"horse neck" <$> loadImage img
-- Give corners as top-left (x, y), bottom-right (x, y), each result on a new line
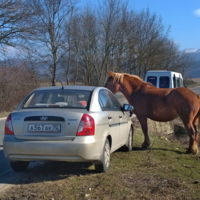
top-left (119, 76), bottom-right (143, 102)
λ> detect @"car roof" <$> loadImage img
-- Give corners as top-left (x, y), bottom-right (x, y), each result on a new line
top-left (34, 85), bottom-right (98, 92)
top-left (146, 70), bottom-right (181, 74)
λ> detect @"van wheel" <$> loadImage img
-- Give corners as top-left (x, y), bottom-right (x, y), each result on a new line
top-left (124, 128), bottom-right (133, 151)
top-left (10, 161), bottom-right (29, 172)
top-left (95, 139), bottom-right (111, 173)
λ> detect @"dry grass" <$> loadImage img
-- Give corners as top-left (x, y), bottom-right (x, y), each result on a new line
top-left (1, 127), bottom-right (200, 200)
top-left (1, 103), bottom-right (200, 199)
top-left (0, 112), bottom-right (10, 118)
top-left (185, 78), bottom-right (200, 88)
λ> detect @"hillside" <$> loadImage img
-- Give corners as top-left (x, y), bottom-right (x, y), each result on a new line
top-left (184, 49), bottom-right (200, 78)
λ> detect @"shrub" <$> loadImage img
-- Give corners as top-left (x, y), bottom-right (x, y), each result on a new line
top-left (0, 63), bottom-right (39, 112)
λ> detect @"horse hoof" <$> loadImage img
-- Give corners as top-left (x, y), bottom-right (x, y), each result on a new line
top-left (141, 146), bottom-right (148, 150)
top-left (191, 149), bottom-right (198, 155)
top-left (141, 143), bottom-right (150, 149)
top-left (185, 149), bottom-right (198, 154)
top-left (186, 148), bottom-right (199, 155)
top-left (185, 149), bottom-right (191, 154)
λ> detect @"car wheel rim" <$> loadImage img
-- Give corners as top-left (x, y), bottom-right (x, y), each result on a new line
top-left (104, 143), bottom-right (110, 167)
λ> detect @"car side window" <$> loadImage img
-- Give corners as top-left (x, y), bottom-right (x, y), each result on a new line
top-left (107, 91), bottom-right (121, 111)
top-left (99, 90), bottom-right (112, 111)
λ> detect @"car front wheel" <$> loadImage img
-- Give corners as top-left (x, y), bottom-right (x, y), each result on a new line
top-left (10, 161), bottom-right (29, 172)
top-left (95, 138), bottom-right (111, 173)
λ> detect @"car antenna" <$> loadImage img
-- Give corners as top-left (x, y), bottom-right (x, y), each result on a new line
top-left (60, 81), bottom-right (64, 90)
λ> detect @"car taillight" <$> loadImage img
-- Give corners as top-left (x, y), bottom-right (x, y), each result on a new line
top-left (5, 114), bottom-right (14, 135)
top-left (77, 114), bottom-right (95, 136)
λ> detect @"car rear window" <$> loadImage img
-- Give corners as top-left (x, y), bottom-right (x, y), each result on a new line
top-left (147, 76), bottom-right (157, 87)
top-left (23, 90), bottom-right (91, 109)
top-left (159, 76), bottom-right (170, 88)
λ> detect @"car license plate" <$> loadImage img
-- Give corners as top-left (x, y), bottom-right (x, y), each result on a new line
top-left (28, 124), bottom-right (61, 133)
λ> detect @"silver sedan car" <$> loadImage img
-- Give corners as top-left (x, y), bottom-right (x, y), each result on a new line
top-left (3, 86), bottom-right (133, 173)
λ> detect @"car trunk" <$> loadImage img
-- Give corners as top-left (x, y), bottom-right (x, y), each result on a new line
top-left (11, 109), bottom-right (86, 140)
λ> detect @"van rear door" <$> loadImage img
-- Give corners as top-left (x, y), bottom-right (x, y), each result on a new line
top-left (159, 76), bottom-right (170, 88)
top-left (172, 73), bottom-right (183, 88)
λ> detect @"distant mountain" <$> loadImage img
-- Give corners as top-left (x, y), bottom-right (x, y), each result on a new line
top-left (183, 48), bottom-right (200, 54)
top-left (183, 49), bottom-right (200, 78)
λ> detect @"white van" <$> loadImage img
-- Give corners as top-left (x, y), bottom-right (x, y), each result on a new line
top-left (144, 70), bottom-right (184, 88)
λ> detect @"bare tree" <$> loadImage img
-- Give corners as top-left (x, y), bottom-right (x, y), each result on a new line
top-left (0, 0), bottom-right (37, 57)
top-left (21, 0), bottom-right (79, 86)
top-left (60, 5), bottom-right (100, 86)
top-left (127, 8), bottom-right (171, 78)
top-left (76, 6), bottom-right (99, 85)
top-left (96, 0), bottom-right (130, 85)
top-left (15, 0), bottom-right (192, 86)
top-left (67, 0), bottom-right (130, 86)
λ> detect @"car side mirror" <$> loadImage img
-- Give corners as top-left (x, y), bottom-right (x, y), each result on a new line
top-left (122, 104), bottom-right (134, 111)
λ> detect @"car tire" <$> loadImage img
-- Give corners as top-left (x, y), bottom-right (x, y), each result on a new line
top-left (124, 127), bottom-right (133, 151)
top-left (95, 138), bottom-right (111, 173)
top-left (10, 161), bottom-right (29, 172)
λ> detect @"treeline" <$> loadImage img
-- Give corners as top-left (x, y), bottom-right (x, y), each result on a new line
top-left (0, 0), bottom-right (193, 111)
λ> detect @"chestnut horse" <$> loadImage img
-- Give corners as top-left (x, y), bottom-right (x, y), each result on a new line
top-left (105, 71), bottom-right (200, 154)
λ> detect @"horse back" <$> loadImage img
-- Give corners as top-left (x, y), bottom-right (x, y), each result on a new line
top-left (131, 85), bottom-right (200, 122)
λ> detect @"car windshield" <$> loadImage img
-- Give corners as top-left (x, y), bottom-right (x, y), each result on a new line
top-left (23, 90), bottom-right (91, 109)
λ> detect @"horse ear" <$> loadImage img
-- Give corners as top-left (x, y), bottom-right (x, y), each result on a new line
top-left (107, 71), bottom-right (114, 77)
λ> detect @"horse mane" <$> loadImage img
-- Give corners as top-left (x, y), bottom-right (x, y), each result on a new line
top-left (113, 73), bottom-right (143, 84)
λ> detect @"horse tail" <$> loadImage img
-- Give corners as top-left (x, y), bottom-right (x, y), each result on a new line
top-left (197, 96), bottom-right (200, 144)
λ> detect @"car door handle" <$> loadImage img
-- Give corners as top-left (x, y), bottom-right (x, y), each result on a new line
top-left (108, 116), bottom-right (112, 120)
top-left (119, 116), bottom-right (122, 118)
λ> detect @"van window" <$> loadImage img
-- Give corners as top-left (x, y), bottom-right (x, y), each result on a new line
top-left (180, 78), bottom-right (183, 87)
top-left (147, 76), bottom-right (157, 87)
top-left (159, 76), bottom-right (169, 88)
top-left (177, 78), bottom-right (181, 87)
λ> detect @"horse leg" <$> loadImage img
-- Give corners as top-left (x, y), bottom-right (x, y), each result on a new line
top-left (183, 121), bottom-right (198, 154)
top-left (137, 115), bottom-right (150, 148)
top-left (192, 115), bottom-right (199, 153)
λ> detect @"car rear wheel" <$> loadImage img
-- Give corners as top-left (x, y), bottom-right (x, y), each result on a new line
top-left (95, 138), bottom-right (111, 173)
top-left (10, 161), bottom-right (29, 172)
top-left (124, 127), bottom-right (133, 151)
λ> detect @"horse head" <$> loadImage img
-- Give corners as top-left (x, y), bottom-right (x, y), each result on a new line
top-left (104, 71), bottom-right (121, 94)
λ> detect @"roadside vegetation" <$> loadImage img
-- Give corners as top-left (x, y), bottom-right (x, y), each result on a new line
top-left (0, 112), bottom-right (10, 118)
top-left (184, 78), bottom-right (200, 88)
top-left (1, 125), bottom-right (200, 199)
